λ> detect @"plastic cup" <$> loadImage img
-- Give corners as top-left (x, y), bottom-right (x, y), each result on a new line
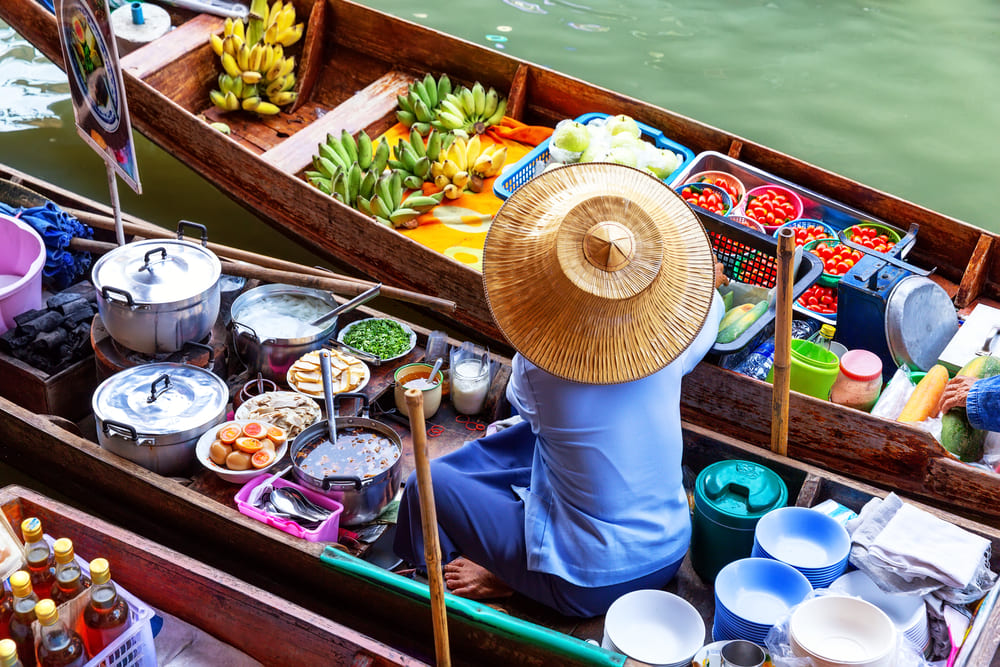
top-left (767, 339), bottom-right (840, 400)
top-left (394, 362), bottom-right (443, 419)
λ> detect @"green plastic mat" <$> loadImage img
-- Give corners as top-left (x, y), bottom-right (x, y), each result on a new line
top-left (319, 547), bottom-right (625, 667)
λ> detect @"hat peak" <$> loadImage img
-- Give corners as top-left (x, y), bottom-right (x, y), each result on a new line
top-left (583, 221), bottom-right (634, 272)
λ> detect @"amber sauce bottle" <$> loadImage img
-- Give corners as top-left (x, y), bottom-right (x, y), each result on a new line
top-left (82, 559), bottom-right (129, 657)
top-left (49, 540), bottom-right (90, 606)
top-left (0, 638), bottom-right (23, 667)
top-left (0, 582), bottom-right (12, 641)
top-left (19, 519), bottom-right (54, 601)
top-left (34, 600), bottom-right (86, 667)
top-left (7, 572), bottom-right (37, 667)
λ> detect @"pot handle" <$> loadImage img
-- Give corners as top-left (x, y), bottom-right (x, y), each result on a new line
top-left (177, 220), bottom-right (209, 247)
top-left (185, 340), bottom-right (216, 367)
top-left (101, 285), bottom-right (135, 308)
top-left (229, 320), bottom-right (260, 369)
top-left (320, 475), bottom-right (364, 491)
top-left (333, 392), bottom-right (369, 418)
top-left (140, 247), bottom-right (168, 271)
top-left (102, 419), bottom-right (138, 441)
top-left (147, 374), bottom-right (171, 403)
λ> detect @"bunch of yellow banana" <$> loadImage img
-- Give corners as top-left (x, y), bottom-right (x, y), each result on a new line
top-left (430, 134), bottom-right (508, 197)
top-left (432, 82), bottom-right (507, 136)
top-left (396, 73), bottom-right (452, 136)
top-left (208, 0), bottom-right (303, 116)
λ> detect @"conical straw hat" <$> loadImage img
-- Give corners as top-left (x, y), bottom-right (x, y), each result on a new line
top-left (483, 162), bottom-right (715, 384)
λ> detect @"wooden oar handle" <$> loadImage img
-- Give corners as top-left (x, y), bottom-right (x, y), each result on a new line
top-left (405, 388), bottom-right (451, 667)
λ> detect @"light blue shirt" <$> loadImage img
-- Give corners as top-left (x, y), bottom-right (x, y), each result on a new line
top-left (506, 292), bottom-right (724, 586)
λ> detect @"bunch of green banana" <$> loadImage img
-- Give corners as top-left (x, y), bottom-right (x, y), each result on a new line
top-left (387, 128), bottom-right (455, 189)
top-left (208, 0), bottom-right (303, 116)
top-left (360, 171), bottom-right (444, 230)
top-left (396, 73), bottom-right (452, 136)
top-left (429, 134), bottom-right (508, 197)
top-left (306, 129), bottom-right (387, 205)
top-left (432, 82), bottom-right (507, 136)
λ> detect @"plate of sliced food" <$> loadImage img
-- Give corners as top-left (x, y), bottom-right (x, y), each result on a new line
top-left (234, 391), bottom-right (321, 439)
top-left (286, 348), bottom-right (369, 400)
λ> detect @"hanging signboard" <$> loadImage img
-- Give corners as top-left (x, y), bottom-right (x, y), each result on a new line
top-left (55, 0), bottom-right (142, 193)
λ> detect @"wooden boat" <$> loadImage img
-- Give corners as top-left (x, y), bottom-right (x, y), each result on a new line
top-left (4, 0), bottom-right (1000, 526)
top-left (0, 484), bottom-right (429, 666)
top-left (0, 167), bottom-right (999, 666)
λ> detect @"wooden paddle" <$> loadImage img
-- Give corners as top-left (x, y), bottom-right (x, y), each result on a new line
top-left (771, 228), bottom-right (796, 456)
top-left (404, 388), bottom-right (451, 667)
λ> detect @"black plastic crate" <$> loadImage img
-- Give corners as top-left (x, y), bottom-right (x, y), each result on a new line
top-left (696, 209), bottom-right (823, 356)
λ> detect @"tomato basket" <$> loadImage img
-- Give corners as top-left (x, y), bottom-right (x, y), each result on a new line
top-left (740, 184), bottom-right (804, 229)
top-left (675, 182), bottom-right (733, 217)
top-left (492, 112), bottom-right (695, 200)
top-left (796, 284), bottom-right (838, 324)
top-left (842, 222), bottom-right (902, 253)
top-left (683, 170), bottom-right (746, 208)
top-left (773, 219), bottom-right (836, 246)
top-left (803, 238), bottom-right (864, 288)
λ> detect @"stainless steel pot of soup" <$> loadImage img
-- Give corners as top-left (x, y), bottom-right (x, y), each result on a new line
top-left (289, 393), bottom-right (403, 525)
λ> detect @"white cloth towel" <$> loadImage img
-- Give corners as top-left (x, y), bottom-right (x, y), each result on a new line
top-left (868, 503), bottom-right (990, 590)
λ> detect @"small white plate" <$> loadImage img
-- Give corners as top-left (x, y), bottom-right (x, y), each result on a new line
top-left (337, 317), bottom-right (417, 363)
top-left (196, 419), bottom-right (288, 484)
top-left (286, 351), bottom-right (371, 401)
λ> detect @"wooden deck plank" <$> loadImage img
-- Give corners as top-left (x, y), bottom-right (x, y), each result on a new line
top-left (120, 13), bottom-right (223, 81)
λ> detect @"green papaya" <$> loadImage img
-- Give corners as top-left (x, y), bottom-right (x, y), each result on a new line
top-left (716, 300), bottom-right (768, 345)
top-left (718, 303), bottom-right (754, 333)
top-left (722, 289), bottom-right (734, 312)
top-left (939, 355), bottom-right (1000, 462)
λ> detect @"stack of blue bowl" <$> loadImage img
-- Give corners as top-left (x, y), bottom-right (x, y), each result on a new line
top-left (752, 506), bottom-right (850, 588)
top-left (712, 558), bottom-right (812, 643)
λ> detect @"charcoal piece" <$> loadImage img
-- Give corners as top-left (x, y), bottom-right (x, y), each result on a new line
top-left (32, 329), bottom-right (68, 353)
top-left (62, 303), bottom-right (95, 326)
top-left (72, 321), bottom-right (92, 342)
top-left (46, 291), bottom-right (86, 313)
top-left (20, 311), bottom-right (64, 337)
top-left (13, 309), bottom-right (46, 328)
top-left (0, 331), bottom-right (34, 355)
top-left (24, 352), bottom-right (49, 371)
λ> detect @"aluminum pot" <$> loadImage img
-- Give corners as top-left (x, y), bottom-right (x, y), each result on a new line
top-left (92, 361), bottom-right (229, 475)
top-left (289, 393), bottom-right (403, 525)
top-left (230, 283), bottom-right (379, 382)
top-left (91, 221), bottom-right (221, 355)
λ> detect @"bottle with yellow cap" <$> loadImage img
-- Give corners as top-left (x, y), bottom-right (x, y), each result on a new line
top-left (34, 599), bottom-right (87, 667)
top-left (0, 574), bottom-right (11, 641)
top-left (82, 559), bottom-right (129, 657)
top-left (19, 519), bottom-right (54, 600)
top-left (50, 540), bottom-right (90, 606)
top-left (8, 572), bottom-right (37, 667)
top-left (0, 638), bottom-right (22, 667)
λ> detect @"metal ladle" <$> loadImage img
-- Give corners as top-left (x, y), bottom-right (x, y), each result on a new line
top-left (320, 349), bottom-right (337, 446)
top-left (309, 283), bottom-right (381, 328)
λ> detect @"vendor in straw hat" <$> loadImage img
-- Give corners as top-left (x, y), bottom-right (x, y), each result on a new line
top-left (394, 163), bottom-right (726, 617)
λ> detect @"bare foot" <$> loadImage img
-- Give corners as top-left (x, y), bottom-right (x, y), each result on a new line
top-left (443, 557), bottom-right (513, 600)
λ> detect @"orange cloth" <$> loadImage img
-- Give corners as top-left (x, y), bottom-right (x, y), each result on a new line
top-left (377, 119), bottom-right (552, 272)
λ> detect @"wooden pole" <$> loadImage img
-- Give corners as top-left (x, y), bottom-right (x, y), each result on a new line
top-left (771, 227), bottom-right (796, 456)
top-left (105, 165), bottom-right (125, 247)
top-left (404, 388), bottom-right (451, 667)
top-left (68, 237), bottom-right (457, 313)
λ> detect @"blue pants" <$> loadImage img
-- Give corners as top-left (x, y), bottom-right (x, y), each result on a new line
top-left (393, 421), bottom-right (684, 617)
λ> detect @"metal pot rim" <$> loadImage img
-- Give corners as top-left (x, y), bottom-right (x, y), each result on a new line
top-left (92, 238), bottom-right (221, 305)
top-left (231, 284), bottom-right (340, 344)
top-left (289, 416), bottom-right (402, 488)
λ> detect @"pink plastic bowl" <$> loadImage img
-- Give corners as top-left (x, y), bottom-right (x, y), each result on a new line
top-left (0, 213), bottom-right (46, 335)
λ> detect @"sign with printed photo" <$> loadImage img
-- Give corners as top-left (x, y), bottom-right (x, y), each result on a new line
top-left (56, 0), bottom-right (142, 193)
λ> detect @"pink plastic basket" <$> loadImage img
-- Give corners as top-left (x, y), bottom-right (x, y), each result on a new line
top-left (235, 475), bottom-right (343, 542)
top-left (0, 213), bottom-right (45, 335)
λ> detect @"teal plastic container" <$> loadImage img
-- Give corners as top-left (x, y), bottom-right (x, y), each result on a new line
top-left (690, 460), bottom-right (788, 583)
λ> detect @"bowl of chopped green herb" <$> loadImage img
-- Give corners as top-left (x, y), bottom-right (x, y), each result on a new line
top-left (337, 317), bottom-right (417, 363)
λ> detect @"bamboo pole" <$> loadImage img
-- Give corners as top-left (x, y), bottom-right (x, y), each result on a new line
top-left (771, 228), bottom-right (796, 456)
top-left (404, 388), bottom-right (451, 667)
top-left (69, 237), bottom-right (457, 313)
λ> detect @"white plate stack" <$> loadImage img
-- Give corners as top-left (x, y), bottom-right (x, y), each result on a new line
top-left (829, 571), bottom-right (929, 651)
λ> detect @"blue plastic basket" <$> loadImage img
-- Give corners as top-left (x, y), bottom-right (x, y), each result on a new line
top-left (493, 112), bottom-right (695, 200)
top-left (773, 218), bottom-right (836, 241)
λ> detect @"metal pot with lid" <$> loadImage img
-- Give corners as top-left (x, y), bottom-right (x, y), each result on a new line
top-left (92, 361), bottom-right (229, 475)
top-left (289, 393), bottom-right (403, 525)
top-left (884, 274), bottom-right (959, 372)
top-left (91, 221), bottom-right (221, 355)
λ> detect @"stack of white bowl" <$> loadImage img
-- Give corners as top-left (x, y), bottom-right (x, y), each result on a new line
top-left (713, 558), bottom-right (812, 643)
top-left (830, 571), bottom-right (929, 651)
top-left (601, 590), bottom-right (705, 667)
top-left (789, 595), bottom-right (898, 667)
top-left (753, 506), bottom-right (851, 588)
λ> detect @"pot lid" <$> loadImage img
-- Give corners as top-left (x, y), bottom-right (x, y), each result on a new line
top-left (92, 239), bottom-right (220, 303)
top-left (694, 460), bottom-right (788, 527)
top-left (885, 275), bottom-right (959, 371)
top-left (92, 363), bottom-right (228, 434)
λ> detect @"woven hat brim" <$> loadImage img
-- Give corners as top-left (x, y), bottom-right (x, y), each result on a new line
top-left (483, 163), bottom-right (715, 384)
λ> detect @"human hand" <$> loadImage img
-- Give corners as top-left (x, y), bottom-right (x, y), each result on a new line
top-left (936, 376), bottom-right (977, 416)
top-left (714, 261), bottom-right (729, 289)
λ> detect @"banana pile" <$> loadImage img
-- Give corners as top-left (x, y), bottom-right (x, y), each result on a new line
top-left (396, 74), bottom-right (452, 136)
top-left (430, 135), bottom-right (508, 198)
top-left (306, 130), bottom-right (442, 229)
top-left (208, 0), bottom-right (303, 116)
top-left (387, 129), bottom-right (455, 189)
top-left (433, 82), bottom-right (507, 136)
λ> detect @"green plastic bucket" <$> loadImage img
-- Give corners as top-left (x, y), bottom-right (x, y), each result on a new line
top-left (690, 460), bottom-right (788, 583)
top-left (767, 339), bottom-right (840, 399)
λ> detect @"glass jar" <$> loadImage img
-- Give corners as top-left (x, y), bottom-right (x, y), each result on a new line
top-left (829, 349), bottom-right (883, 411)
